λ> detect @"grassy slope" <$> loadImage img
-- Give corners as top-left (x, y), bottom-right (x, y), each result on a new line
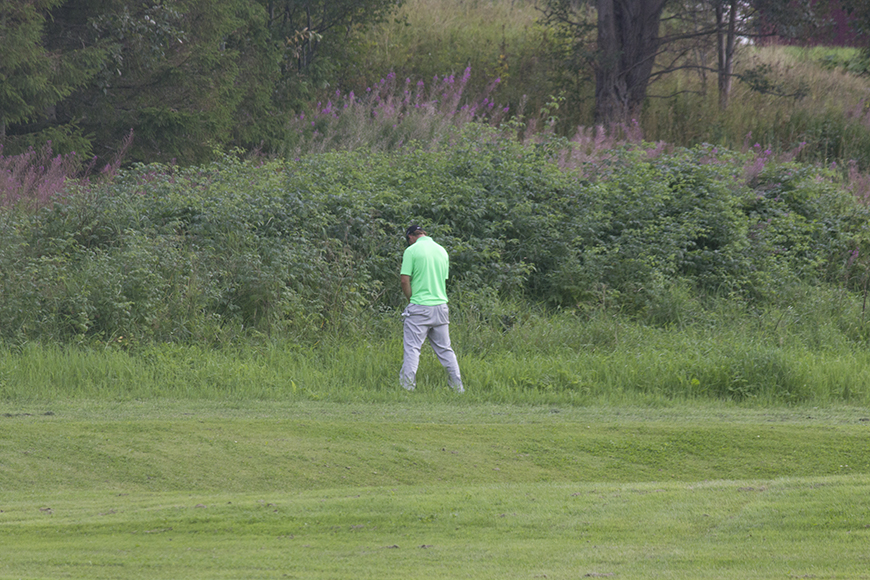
top-left (2, 402), bottom-right (869, 579)
top-left (366, 1), bottom-right (870, 166)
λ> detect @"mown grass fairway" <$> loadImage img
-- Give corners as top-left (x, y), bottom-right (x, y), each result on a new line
top-left (2, 402), bottom-right (868, 579)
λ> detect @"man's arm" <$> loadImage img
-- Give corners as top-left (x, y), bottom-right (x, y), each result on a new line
top-left (401, 275), bottom-right (412, 301)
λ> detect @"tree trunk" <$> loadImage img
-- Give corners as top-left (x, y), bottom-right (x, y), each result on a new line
top-left (716, 0), bottom-right (738, 110)
top-left (594, 0), bottom-right (667, 126)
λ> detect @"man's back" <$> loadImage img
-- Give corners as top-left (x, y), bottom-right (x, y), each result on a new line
top-left (400, 236), bottom-right (449, 305)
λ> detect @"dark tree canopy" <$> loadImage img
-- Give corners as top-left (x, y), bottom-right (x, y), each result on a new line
top-left (0, 0), bottom-right (105, 153)
top-left (0, 0), bottom-right (401, 165)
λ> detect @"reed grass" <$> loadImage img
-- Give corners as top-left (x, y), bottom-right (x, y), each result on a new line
top-left (3, 289), bottom-right (869, 406)
top-left (635, 45), bottom-right (870, 169)
top-left (361, 0), bottom-right (550, 111)
top-left (361, 1), bottom-right (870, 171)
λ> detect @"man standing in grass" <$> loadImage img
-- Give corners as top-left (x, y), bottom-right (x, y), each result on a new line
top-left (400, 224), bottom-right (464, 393)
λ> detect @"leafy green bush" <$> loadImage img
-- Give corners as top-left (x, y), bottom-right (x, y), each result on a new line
top-left (0, 128), bottom-right (865, 344)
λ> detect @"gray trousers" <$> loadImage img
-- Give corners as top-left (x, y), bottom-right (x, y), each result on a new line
top-left (400, 303), bottom-right (463, 391)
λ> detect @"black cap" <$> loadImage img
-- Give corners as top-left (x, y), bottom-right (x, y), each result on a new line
top-left (405, 224), bottom-right (423, 241)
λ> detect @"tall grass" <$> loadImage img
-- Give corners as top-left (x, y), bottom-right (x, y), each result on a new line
top-left (283, 67), bottom-right (508, 156)
top-left (360, 1), bottom-right (870, 173)
top-left (3, 287), bottom-right (870, 405)
top-left (360, 0), bottom-right (554, 114)
top-left (617, 45), bottom-right (870, 172)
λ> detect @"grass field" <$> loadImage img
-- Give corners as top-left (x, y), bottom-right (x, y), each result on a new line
top-left (4, 2), bottom-right (870, 577)
top-left (2, 401), bottom-right (868, 579)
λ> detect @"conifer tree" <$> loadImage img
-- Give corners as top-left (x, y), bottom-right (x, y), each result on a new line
top-left (0, 0), bottom-right (103, 155)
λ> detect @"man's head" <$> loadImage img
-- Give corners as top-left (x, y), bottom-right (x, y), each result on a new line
top-left (405, 224), bottom-right (426, 245)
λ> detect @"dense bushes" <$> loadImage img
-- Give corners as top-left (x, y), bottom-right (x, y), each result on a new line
top-left (1, 126), bottom-right (867, 344)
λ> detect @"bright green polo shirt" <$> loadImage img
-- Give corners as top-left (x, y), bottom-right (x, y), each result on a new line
top-left (400, 236), bottom-right (450, 305)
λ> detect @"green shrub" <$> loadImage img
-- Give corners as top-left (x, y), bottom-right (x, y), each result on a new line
top-left (0, 130), bottom-right (866, 344)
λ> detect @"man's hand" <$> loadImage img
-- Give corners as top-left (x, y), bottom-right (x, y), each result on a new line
top-left (401, 275), bottom-right (412, 301)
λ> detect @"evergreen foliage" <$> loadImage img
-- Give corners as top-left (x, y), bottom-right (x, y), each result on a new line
top-left (0, 0), bottom-right (105, 155)
top-left (0, 0), bottom-right (400, 166)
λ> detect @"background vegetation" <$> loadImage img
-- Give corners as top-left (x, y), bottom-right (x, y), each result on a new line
top-left (3, 0), bottom-right (869, 168)
top-left (4, 121), bottom-right (870, 405)
top-left (3, 5), bottom-right (870, 577)
top-left (3, 0), bottom-right (870, 406)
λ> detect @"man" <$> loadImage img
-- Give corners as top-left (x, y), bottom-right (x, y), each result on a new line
top-left (399, 224), bottom-right (464, 393)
